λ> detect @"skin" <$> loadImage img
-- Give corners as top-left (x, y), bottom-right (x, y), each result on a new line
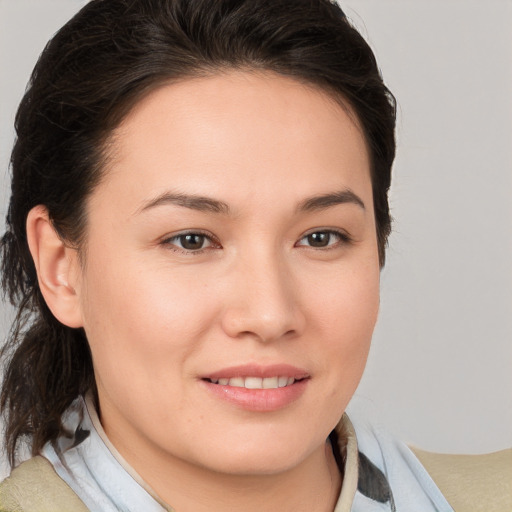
top-left (28, 70), bottom-right (380, 511)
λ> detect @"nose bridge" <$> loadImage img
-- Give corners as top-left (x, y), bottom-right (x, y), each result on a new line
top-left (221, 245), bottom-right (303, 342)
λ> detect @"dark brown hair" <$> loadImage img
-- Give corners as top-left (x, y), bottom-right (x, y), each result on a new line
top-left (0, 0), bottom-right (396, 466)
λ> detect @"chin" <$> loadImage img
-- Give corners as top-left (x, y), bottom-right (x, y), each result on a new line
top-left (191, 429), bottom-right (321, 476)
top-left (206, 451), bottom-right (305, 477)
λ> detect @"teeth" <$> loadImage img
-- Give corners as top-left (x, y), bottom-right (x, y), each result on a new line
top-left (245, 377), bottom-right (263, 389)
top-left (262, 376), bottom-right (278, 389)
top-left (278, 376), bottom-right (289, 388)
top-left (210, 376), bottom-right (297, 389)
top-left (228, 376), bottom-right (245, 388)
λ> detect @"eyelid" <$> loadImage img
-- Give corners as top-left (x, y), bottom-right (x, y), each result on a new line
top-left (295, 228), bottom-right (352, 248)
top-left (160, 229), bottom-right (221, 253)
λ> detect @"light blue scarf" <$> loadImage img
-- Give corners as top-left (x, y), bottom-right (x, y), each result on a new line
top-left (41, 396), bottom-right (453, 512)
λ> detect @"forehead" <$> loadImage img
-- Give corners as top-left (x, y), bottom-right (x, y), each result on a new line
top-left (95, 70), bottom-right (371, 215)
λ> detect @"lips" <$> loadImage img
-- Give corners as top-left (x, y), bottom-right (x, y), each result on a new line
top-left (208, 376), bottom-right (297, 389)
top-left (201, 364), bottom-right (310, 411)
top-left (203, 364), bottom-right (309, 385)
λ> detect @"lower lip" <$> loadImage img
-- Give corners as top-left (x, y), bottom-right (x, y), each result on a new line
top-left (201, 379), bottom-right (309, 412)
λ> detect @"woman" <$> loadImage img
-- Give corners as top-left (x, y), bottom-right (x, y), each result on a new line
top-left (0, 0), bottom-right (506, 510)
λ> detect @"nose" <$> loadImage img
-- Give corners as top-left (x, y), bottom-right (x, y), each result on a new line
top-left (220, 252), bottom-right (305, 343)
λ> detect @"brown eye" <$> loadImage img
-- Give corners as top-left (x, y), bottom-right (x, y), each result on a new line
top-left (179, 234), bottom-right (207, 250)
top-left (296, 230), bottom-right (349, 249)
top-left (162, 231), bottom-right (218, 253)
top-left (306, 232), bottom-right (331, 247)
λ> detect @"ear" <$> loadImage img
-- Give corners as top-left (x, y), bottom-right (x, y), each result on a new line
top-left (26, 205), bottom-right (84, 328)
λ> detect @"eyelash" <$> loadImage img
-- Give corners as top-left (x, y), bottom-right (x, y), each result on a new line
top-left (295, 229), bottom-right (352, 250)
top-left (160, 228), bottom-right (352, 254)
top-left (160, 230), bottom-right (220, 255)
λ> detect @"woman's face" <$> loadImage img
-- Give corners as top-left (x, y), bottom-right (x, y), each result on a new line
top-left (75, 71), bottom-right (380, 477)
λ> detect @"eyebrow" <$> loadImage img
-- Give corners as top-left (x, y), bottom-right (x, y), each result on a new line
top-left (136, 188), bottom-right (365, 216)
top-left (137, 192), bottom-right (230, 215)
top-left (296, 189), bottom-right (365, 213)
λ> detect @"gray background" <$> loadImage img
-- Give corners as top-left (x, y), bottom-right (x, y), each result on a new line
top-left (1, 0), bottom-right (511, 477)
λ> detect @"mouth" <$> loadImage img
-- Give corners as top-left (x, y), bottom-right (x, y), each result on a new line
top-left (200, 364), bottom-right (310, 411)
top-left (204, 376), bottom-right (304, 389)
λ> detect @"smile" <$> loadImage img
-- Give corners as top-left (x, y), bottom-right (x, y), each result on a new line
top-left (201, 365), bottom-right (310, 411)
top-left (207, 376), bottom-right (298, 389)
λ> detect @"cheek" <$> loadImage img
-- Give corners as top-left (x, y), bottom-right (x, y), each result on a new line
top-left (77, 251), bottom-right (218, 389)
top-left (306, 256), bottom-right (380, 341)
top-left (303, 257), bottom-right (379, 392)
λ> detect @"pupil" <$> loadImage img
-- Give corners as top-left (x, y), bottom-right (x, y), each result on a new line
top-left (181, 234), bottom-right (204, 250)
top-left (308, 232), bottom-right (329, 247)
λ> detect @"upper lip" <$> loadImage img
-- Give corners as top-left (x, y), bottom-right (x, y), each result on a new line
top-left (203, 364), bottom-right (310, 381)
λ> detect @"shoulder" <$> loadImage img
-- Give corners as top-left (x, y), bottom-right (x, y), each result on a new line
top-left (411, 446), bottom-right (512, 512)
top-left (0, 456), bottom-right (89, 512)
top-left (348, 412), bottom-right (512, 511)
top-left (346, 414), bottom-right (453, 510)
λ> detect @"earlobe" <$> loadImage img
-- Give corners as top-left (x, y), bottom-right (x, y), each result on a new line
top-left (26, 205), bottom-right (84, 328)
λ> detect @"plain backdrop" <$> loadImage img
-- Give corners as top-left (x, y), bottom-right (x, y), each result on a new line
top-left (1, 0), bottom-right (511, 478)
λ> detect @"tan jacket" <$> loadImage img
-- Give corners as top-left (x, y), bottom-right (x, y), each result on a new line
top-left (1, 449), bottom-right (511, 512)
